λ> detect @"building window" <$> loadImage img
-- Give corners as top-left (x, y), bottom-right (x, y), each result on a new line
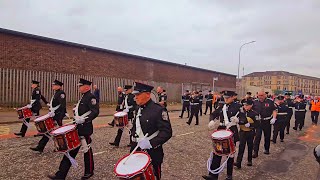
top-left (277, 81), bottom-right (281, 85)
top-left (250, 82), bottom-right (254, 86)
top-left (277, 86), bottom-right (281, 90)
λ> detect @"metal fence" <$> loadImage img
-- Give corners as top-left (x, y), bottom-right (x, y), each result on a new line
top-left (0, 68), bottom-right (182, 107)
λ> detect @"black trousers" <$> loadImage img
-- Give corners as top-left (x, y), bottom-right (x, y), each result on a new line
top-left (311, 111), bottom-right (319, 125)
top-left (113, 119), bottom-right (132, 145)
top-left (237, 131), bottom-right (255, 164)
top-left (55, 135), bottom-right (94, 178)
top-left (199, 101), bottom-right (203, 115)
top-left (188, 105), bottom-right (199, 124)
top-left (37, 117), bottom-right (63, 151)
top-left (20, 110), bottom-right (40, 135)
top-left (253, 120), bottom-right (271, 154)
top-left (130, 146), bottom-right (163, 180)
top-left (294, 112), bottom-right (306, 130)
top-left (209, 144), bottom-right (237, 178)
top-left (273, 120), bottom-right (286, 142)
top-left (286, 111), bottom-right (293, 133)
top-left (204, 102), bottom-right (212, 115)
top-left (180, 102), bottom-right (190, 118)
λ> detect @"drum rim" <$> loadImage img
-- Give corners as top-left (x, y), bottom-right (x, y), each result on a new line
top-left (211, 129), bottom-right (233, 139)
top-left (114, 111), bottom-right (128, 117)
top-left (34, 114), bottom-right (51, 122)
top-left (51, 124), bottom-right (76, 135)
top-left (114, 151), bottom-right (151, 178)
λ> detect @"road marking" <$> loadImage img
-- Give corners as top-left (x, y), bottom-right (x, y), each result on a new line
top-left (93, 150), bottom-right (109, 156)
top-left (174, 132), bottom-right (195, 137)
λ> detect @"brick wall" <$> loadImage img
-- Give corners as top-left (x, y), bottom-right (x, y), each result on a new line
top-left (0, 30), bottom-right (236, 90)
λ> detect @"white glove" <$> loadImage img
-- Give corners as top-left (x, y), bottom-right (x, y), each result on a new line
top-left (47, 103), bottom-right (51, 107)
top-left (245, 123), bottom-right (250, 128)
top-left (230, 116), bottom-right (239, 124)
top-left (74, 116), bottom-right (86, 124)
top-left (48, 111), bottom-right (55, 117)
top-left (208, 120), bottom-right (219, 130)
top-left (138, 137), bottom-right (152, 150)
top-left (270, 118), bottom-right (276, 125)
top-left (123, 109), bottom-right (129, 113)
top-left (26, 104), bottom-right (32, 109)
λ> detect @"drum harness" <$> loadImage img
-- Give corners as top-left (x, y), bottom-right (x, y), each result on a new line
top-left (207, 104), bottom-right (238, 174)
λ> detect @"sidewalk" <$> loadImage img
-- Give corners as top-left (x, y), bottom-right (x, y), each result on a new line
top-left (0, 103), bottom-right (182, 124)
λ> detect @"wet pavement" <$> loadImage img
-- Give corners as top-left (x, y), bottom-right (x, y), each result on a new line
top-left (0, 109), bottom-right (319, 180)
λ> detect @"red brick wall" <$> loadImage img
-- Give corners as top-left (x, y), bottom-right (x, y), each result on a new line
top-left (0, 32), bottom-right (235, 89)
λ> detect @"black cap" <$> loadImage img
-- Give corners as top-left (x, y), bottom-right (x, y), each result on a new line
top-left (52, 80), bottom-right (63, 86)
top-left (265, 91), bottom-right (269, 94)
top-left (209, 90), bottom-right (212, 92)
top-left (199, 90), bottom-right (202, 92)
top-left (194, 91), bottom-right (199, 94)
top-left (32, 80), bottom-right (40, 85)
top-left (124, 85), bottom-right (133, 90)
top-left (186, 90), bottom-right (189, 92)
top-left (221, 90), bottom-right (236, 97)
top-left (277, 95), bottom-right (285, 100)
top-left (78, 78), bottom-right (92, 86)
top-left (284, 92), bottom-right (292, 96)
top-left (298, 94), bottom-right (304, 99)
top-left (132, 82), bottom-right (154, 94)
top-left (234, 92), bottom-right (238, 96)
top-left (242, 99), bottom-right (253, 105)
top-left (246, 92), bottom-right (252, 95)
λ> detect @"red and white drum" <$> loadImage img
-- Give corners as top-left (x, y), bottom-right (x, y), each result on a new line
top-left (114, 111), bottom-right (129, 127)
top-left (211, 129), bottom-right (235, 156)
top-left (114, 151), bottom-right (155, 180)
top-left (34, 114), bottom-right (57, 134)
top-left (50, 125), bottom-right (81, 152)
top-left (16, 107), bottom-right (33, 119)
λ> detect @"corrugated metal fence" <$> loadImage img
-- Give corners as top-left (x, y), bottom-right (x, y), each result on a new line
top-left (0, 68), bottom-right (182, 107)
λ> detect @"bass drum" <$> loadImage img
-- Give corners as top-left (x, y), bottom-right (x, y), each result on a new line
top-left (150, 90), bottom-right (159, 103)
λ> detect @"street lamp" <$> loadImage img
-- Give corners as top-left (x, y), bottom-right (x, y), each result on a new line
top-left (238, 41), bottom-right (256, 79)
top-left (213, 77), bottom-right (218, 92)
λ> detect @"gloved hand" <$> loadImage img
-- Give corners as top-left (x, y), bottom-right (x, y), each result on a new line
top-left (138, 137), bottom-right (152, 150)
top-left (74, 116), bottom-right (86, 124)
top-left (245, 123), bottom-right (250, 128)
top-left (26, 104), bottom-right (32, 109)
top-left (270, 118), bottom-right (276, 125)
top-left (47, 103), bottom-right (50, 107)
top-left (123, 109), bottom-right (129, 113)
top-left (48, 111), bottom-right (55, 117)
top-left (230, 116), bottom-right (239, 124)
top-left (208, 120), bottom-right (219, 130)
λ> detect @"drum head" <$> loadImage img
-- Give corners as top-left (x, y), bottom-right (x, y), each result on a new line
top-left (211, 130), bottom-right (233, 139)
top-left (34, 114), bottom-right (50, 122)
top-left (150, 90), bottom-right (159, 103)
top-left (51, 125), bottom-right (76, 135)
top-left (115, 152), bottom-right (151, 177)
top-left (114, 111), bottom-right (128, 117)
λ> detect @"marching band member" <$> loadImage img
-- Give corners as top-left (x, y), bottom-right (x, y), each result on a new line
top-left (30, 80), bottom-right (66, 153)
top-left (284, 92), bottom-right (295, 134)
top-left (108, 86), bottom-right (124, 127)
top-left (48, 78), bottom-right (99, 180)
top-left (130, 82), bottom-right (172, 180)
top-left (186, 91), bottom-right (200, 125)
top-left (179, 90), bottom-right (191, 118)
top-left (272, 95), bottom-right (289, 143)
top-left (203, 90), bottom-right (245, 180)
top-left (199, 90), bottom-right (204, 116)
top-left (157, 86), bottom-right (167, 108)
top-left (204, 90), bottom-right (213, 115)
top-left (14, 80), bottom-right (48, 137)
top-left (293, 94), bottom-right (307, 131)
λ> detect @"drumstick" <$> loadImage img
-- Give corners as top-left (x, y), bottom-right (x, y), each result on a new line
top-left (123, 133), bottom-right (149, 165)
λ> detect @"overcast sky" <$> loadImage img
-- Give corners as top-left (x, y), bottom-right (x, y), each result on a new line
top-left (1, 0), bottom-right (319, 77)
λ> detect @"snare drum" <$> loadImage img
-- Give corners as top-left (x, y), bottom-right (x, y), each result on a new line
top-left (114, 151), bottom-right (155, 180)
top-left (34, 114), bottom-right (57, 134)
top-left (51, 125), bottom-right (81, 152)
top-left (114, 112), bottom-right (129, 127)
top-left (16, 107), bottom-right (33, 119)
top-left (211, 129), bottom-right (235, 156)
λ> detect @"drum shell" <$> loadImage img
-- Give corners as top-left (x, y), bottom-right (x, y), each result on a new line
top-left (51, 126), bottom-right (81, 152)
top-left (211, 130), bottom-right (236, 156)
top-left (17, 108), bottom-right (33, 119)
top-left (114, 113), bottom-right (129, 128)
top-left (34, 117), bottom-right (56, 134)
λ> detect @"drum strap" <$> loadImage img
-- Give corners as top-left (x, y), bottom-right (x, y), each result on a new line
top-left (135, 108), bottom-right (160, 142)
top-left (207, 152), bottom-right (231, 174)
top-left (30, 99), bottom-right (36, 106)
top-left (65, 152), bottom-right (78, 168)
top-left (74, 97), bottom-right (92, 120)
top-left (49, 96), bottom-right (60, 113)
top-left (124, 95), bottom-right (133, 110)
top-left (222, 104), bottom-right (230, 126)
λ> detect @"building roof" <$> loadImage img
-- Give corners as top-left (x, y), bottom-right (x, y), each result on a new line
top-left (243, 71), bottom-right (320, 81)
top-left (0, 28), bottom-right (235, 77)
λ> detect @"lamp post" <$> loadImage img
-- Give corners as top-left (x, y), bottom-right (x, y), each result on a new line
top-left (238, 41), bottom-right (256, 80)
top-left (213, 77), bottom-right (218, 92)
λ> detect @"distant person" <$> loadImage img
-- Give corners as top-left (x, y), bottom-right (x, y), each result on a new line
top-left (93, 85), bottom-right (100, 103)
top-left (157, 86), bottom-right (167, 108)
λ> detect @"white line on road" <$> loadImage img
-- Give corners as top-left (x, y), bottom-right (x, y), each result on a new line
top-left (93, 150), bottom-right (109, 156)
top-left (174, 132), bottom-right (195, 137)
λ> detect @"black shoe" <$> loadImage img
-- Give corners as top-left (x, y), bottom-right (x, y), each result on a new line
top-left (280, 139), bottom-right (284, 142)
top-left (47, 174), bottom-right (65, 180)
top-left (252, 153), bottom-right (258, 158)
top-left (195, 123), bottom-right (199, 125)
top-left (272, 140), bottom-right (276, 144)
top-left (293, 127), bottom-right (297, 130)
top-left (186, 122), bottom-right (191, 125)
top-left (299, 128), bottom-right (302, 131)
top-left (108, 123), bottom-right (114, 127)
top-left (234, 162), bottom-right (241, 169)
top-left (127, 144), bottom-right (131, 147)
top-left (247, 161), bottom-right (253, 166)
top-left (202, 175), bottom-right (217, 180)
top-left (109, 142), bottom-right (119, 147)
top-left (286, 132), bottom-right (289, 134)
top-left (34, 133), bottom-right (43, 137)
top-left (179, 116), bottom-right (183, 118)
top-left (226, 175), bottom-right (233, 180)
top-left (30, 147), bottom-right (43, 153)
top-left (204, 113), bottom-right (206, 115)
top-left (14, 132), bottom-right (25, 137)
top-left (81, 173), bottom-right (94, 180)
top-left (264, 150), bottom-right (270, 155)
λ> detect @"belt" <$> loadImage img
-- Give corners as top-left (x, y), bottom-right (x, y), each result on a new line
top-left (289, 107), bottom-right (294, 109)
top-left (295, 109), bottom-right (306, 112)
top-left (183, 100), bottom-right (190, 102)
top-left (277, 112), bottom-right (288, 115)
top-left (262, 116), bottom-right (272, 120)
top-left (190, 103), bottom-right (199, 105)
top-left (207, 99), bottom-right (213, 101)
top-left (132, 131), bottom-right (159, 142)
